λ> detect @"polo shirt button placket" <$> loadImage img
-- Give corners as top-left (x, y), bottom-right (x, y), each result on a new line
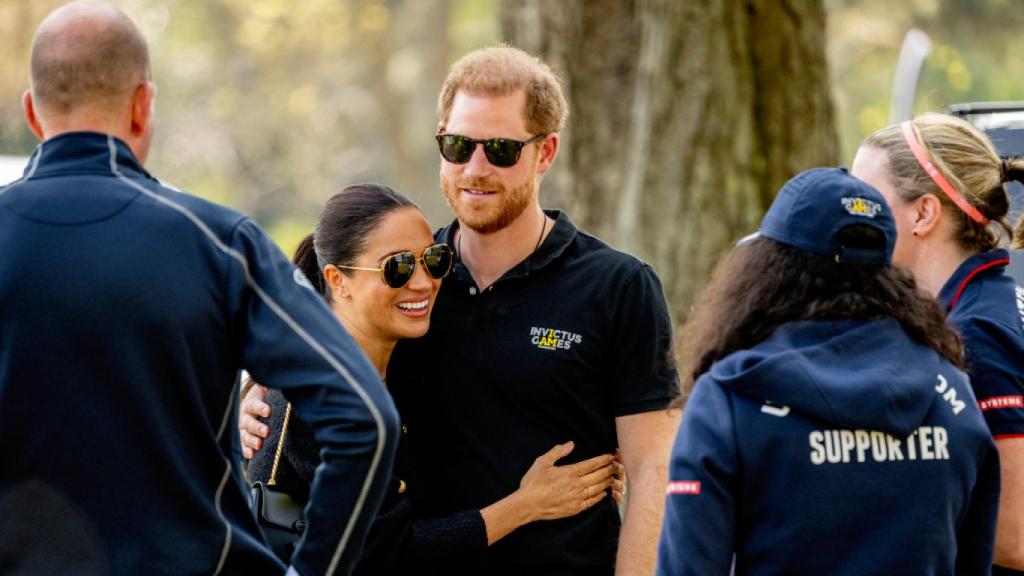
top-left (469, 287), bottom-right (477, 295)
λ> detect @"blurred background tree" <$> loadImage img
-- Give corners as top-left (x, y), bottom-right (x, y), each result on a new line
top-left (502, 0), bottom-right (836, 322)
top-left (1, 0), bottom-right (1022, 320)
top-left (0, 0), bottom-right (500, 247)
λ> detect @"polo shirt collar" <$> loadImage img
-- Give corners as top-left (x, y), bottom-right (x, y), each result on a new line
top-left (440, 209), bottom-right (578, 284)
top-left (938, 248), bottom-right (1011, 311)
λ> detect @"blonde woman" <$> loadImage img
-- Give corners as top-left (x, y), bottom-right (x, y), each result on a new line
top-left (853, 113), bottom-right (1024, 574)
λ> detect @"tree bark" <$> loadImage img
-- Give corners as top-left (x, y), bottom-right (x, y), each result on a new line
top-left (501, 0), bottom-right (837, 322)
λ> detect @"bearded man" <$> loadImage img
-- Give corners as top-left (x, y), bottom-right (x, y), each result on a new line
top-left (242, 46), bottom-right (679, 575)
top-left (396, 46), bottom-right (680, 575)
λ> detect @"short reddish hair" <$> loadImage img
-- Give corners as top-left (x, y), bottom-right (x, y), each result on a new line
top-left (437, 45), bottom-right (568, 136)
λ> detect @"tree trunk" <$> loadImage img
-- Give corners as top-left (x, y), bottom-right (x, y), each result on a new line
top-left (501, 0), bottom-right (837, 323)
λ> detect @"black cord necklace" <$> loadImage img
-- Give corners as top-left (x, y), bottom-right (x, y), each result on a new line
top-left (457, 212), bottom-right (548, 262)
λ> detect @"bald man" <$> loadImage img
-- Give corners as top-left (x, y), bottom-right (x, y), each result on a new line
top-left (0, 3), bottom-right (398, 576)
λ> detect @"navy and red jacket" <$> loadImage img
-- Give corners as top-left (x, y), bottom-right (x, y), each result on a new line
top-left (940, 249), bottom-right (1024, 438)
top-left (939, 249), bottom-right (1024, 576)
top-left (0, 132), bottom-right (400, 576)
top-left (657, 319), bottom-right (999, 576)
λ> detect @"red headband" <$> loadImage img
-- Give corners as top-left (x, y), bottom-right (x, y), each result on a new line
top-left (900, 121), bottom-right (989, 226)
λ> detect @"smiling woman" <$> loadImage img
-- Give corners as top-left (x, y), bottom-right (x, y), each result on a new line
top-left (241, 183), bottom-right (624, 575)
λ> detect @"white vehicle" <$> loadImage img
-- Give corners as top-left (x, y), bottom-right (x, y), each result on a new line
top-left (0, 155), bottom-right (29, 185)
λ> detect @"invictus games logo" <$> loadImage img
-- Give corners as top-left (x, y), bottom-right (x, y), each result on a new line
top-left (530, 327), bottom-right (582, 351)
top-left (841, 197), bottom-right (882, 218)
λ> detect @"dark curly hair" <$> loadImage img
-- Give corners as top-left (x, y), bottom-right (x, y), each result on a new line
top-left (675, 225), bottom-right (963, 408)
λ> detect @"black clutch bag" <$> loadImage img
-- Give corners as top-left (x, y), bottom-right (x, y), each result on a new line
top-left (251, 403), bottom-right (306, 562)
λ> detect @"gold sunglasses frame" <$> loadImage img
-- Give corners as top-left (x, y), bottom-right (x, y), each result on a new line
top-left (335, 243), bottom-right (453, 288)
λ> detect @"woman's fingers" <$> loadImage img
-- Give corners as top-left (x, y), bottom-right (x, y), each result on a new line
top-left (582, 487), bottom-right (609, 510)
top-left (578, 462), bottom-right (615, 487)
top-left (239, 418), bottom-right (268, 439)
top-left (610, 458), bottom-right (627, 503)
top-left (239, 400), bottom-right (271, 438)
top-left (536, 441), bottom-right (575, 467)
top-left (592, 476), bottom-right (614, 493)
top-left (566, 453), bottom-right (614, 476)
top-left (238, 383), bottom-right (270, 461)
top-left (575, 469), bottom-right (614, 510)
top-left (241, 396), bottom-right (271, 419)
top-left (611, 477), bottom-right (625, 501)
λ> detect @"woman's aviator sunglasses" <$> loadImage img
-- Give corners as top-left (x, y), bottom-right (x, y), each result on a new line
top-left (336, 243), bottom-right (454, 288)
top-left (435, 133), bottom-right (546, 167)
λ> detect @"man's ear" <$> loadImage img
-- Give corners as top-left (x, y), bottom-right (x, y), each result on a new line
top-left (323, 265), bottom-right (351, 299)
top-left (22, 90), bottom-right (45, 141)
top-left (130, 82), bottom-right (156, 138)
top-left (535, 133), bottom-right (559, 176)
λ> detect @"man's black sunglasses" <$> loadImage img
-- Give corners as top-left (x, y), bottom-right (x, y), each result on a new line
top-left (435, 133), bottom-right (546, 168)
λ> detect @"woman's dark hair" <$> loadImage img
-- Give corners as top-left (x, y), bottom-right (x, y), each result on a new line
top-left (293, 183), bottom-right (417, 303)
top-left (674, 224), bottom-right (964, 408)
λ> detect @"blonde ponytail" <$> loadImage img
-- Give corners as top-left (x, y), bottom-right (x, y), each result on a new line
top-left (863, 113), bottom-right (1014, 252)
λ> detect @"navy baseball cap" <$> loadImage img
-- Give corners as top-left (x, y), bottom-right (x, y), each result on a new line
top-left (751, 167), bottom-right (896, 266)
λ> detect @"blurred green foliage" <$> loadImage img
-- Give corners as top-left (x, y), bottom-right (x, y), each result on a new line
top-left (1, 0), bottom-right (1021, 253)
top-left (0, 0), bottom-right (498, 256)
top-left (828, 0), bottom-right (1024, 163)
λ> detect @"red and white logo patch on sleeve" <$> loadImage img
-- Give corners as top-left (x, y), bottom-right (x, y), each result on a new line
top-left (979, 395), bottom-right (1024, 412)
top-left (666, 481), bottom-right (701, 495)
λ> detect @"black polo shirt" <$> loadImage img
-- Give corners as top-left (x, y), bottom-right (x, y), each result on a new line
top-left (388, 210), bottom-right (679, 575)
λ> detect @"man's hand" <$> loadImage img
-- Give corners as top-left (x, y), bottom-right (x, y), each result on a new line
top-left (239, 383), bottom-right (271, 460)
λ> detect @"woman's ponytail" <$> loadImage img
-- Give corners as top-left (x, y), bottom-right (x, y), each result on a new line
top-left (292, 233), bottom-right (328, 298)
top-left (1007, 157), bottom-right (1024, 250)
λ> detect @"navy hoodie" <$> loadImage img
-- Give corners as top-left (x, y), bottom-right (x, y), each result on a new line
top-left (657, 319), bottom-right (999, 576)
top-left (0, 133), bottom-right (400, 576)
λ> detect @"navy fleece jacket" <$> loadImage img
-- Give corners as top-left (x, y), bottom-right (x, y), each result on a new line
top-left (657, 319), bottom-right (999, 576)
top-left (0, 133), bottom-right (399, 576)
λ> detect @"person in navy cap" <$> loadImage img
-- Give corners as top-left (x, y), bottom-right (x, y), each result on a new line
top-left (854, 114), bottom-right (1024, 574)
top-left (657, 167), bottom-right (1000, 575)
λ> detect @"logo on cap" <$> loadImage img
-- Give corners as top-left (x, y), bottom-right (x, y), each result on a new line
top-left (841, 197), bottom-right (881, 218)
